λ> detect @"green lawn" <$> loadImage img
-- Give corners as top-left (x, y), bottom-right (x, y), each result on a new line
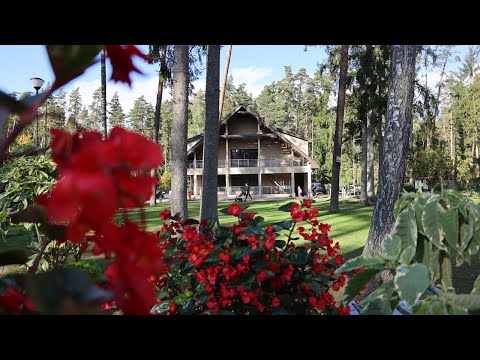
top-left (128, 198), bottom-right (373, 259)
top-left (1, 199), bottom-right (373, 276)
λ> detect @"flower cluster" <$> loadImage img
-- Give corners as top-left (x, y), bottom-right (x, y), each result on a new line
top-left (153, 200), bottom-right (351, 315)
top-left (36, 127), bottom-right (165, 314)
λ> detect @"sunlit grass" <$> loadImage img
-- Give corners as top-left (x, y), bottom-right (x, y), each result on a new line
top-left (128, 198), bottom-right (373, 259)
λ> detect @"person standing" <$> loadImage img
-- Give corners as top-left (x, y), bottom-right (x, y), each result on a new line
top-left (245, 183), bottom-right (253, 200)
top-left (297, 185), bottom-right (303, 198)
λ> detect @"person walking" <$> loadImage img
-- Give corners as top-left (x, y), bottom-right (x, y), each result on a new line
top-left (245, 183), bottom-right (253, 200)
top-left (297, 185), bottom-right (303, 198)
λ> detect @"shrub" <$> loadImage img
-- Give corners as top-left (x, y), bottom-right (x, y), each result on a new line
top-left (338, 190), bottom-right (480, 314)
top-left (152, 200), bottom-right (351, 315)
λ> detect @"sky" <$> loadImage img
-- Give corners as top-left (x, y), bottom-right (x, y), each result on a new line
top-left (0, 45), bottom-right (471, 115)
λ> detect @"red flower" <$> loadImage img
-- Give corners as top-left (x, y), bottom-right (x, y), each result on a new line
top-left (0, 287), bottom-right (28, 314)
top-left (159, 209), bottom-right (171, 220)
top-left (337, 305), bottom-right (350, 315)
top-left (306, 207), bottom-right (318, 219)
top-left (263, 236), bottom-right (275, 251)
top-left (244, 212), bottom-right (256, 221)
top-left (266, 225), bottom-right (275, 234)
top-left (271, 297), bottom-right (280, 307)
top-left (219, 252), bottom-right (231, 264)
top-left (105, 45), bottom-right (152, 86)
top-left (334, 255), bottom-right (344, 266)
top-left (319, 223), bottom-right (331, 233)
top-left (169, 302), bottom-right (176, 314)
top-left (256, 270), bottom-right (267, 282)
top-left (227, 203), bottom-right (243, 217)
top-left (206, 297), bottom-right (219, 313)
top-left (291, 208), bottom-right (306, 222)
top-left (304, 199), bottom-right (312, 208)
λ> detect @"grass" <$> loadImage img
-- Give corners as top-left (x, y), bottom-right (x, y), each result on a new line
top-left (127, 198), bottom-right (373, 259)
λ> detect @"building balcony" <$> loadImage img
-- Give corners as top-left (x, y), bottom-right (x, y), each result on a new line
top-left (187, 158), bottom-right (308, 169)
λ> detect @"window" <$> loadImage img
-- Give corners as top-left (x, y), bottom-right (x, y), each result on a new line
top-left (230, 149), bottom-right (258, 167)
top-left (230, 149), bottom-right (258, 160)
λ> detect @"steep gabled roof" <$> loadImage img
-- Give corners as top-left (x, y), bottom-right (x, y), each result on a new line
top-left (187, 105), bottom-right (319, 168)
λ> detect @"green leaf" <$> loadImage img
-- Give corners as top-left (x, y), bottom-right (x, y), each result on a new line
top-left (440, 207), bottom-right (459, 251)
top-left (359, 280), bottom-right (394, 306)
top-left (243, 227), bottom-right (264, 236)
top-left (184, 218), bottom-right (200, 226)
top-left (151, 301), bottom-right (171, 314)
top-left (422, 196), bottom-right (445, 250)
top-left (383, 235), bottom-right (402, 261)
top-left (399, 245), bottom-right (416, 265)
top-left (394, 263), bottom-right (430, 308)
top-left (215, 226), bottom-right (233, 240)
top-left (278, 202), bottom-right (299, 212)
top-left (393, 205), bottom-right (417, 250)
top-left (232, 246), bottom-right (256, 261)
top-left (360, 294), bottom-right (392, 315)
top-left (308, 281), bottom-right (323, 294)
top-left (342, 268), bottom-right (381, 305)
top-left (467, 228), bottom-right (480, 256)
top-left (440, 251), bottom-right (452, 288)
top-left (394, 193), bottom-right (415, 218)
top-left (336, 255), bottom-right (386, 273)
top-left (291, 247), bottom-right (309, 265)
top-left (413, 196), bottom-right (427, 234)
top-left (0, 249), bottom-right (28, 266)
top-left (445, 293), bottom-right (480, 312)
top-left (253, 216), bottom-right (264, 224)
top-left (275, 240), bottom-right (286, 249)
top-left (472, 274), bottom-right (480, 295)
top-left (459, 223), bottom-right (473, 253)
top-left (47, 45), bottom-right (102, 90)
top-left (274, 220), bottom-right (294, 230)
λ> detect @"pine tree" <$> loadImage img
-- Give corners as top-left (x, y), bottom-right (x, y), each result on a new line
top-left (108, 92), bottom-right (126, 129)
top-left (88, 87), bottom-right (102, 130)
top-left (189, 90), bottom-right (205, 137)
top-left (129, 96), bottom-right (148, 135)
top-left (68, 87), bottom-right (82, 127)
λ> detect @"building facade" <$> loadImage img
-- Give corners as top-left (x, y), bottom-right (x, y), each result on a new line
top-left (186, 105), bottom-right (319, 198)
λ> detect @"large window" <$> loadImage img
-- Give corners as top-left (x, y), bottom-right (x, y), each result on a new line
top-left (230, 149), bottom-right (258, 160)
top-left (230, 149), bottom-right (258, 167)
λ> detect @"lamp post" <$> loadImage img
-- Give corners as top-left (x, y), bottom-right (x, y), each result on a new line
top-left (30, 77), bottom-right (45, 146)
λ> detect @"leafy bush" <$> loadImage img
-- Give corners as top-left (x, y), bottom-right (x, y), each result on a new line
top-left (338, 190), bottom-right (480, 314)
top-left (413, 149), bottom-right (453, 186)
top-left (0, 155), bottom-right (55, 215)
top-left (152, 200), bottom-right (351, 315)
top-left (67, 259), bottom-right (104, 276)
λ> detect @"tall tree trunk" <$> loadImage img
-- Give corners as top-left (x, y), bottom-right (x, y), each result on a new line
top-left (329, 45), bottom-right (349, 214)
top-left (200, 45), bottom-right (221, 224)
top-left (171, 45), bottom-right (189, 219)
top-left (149, 46), bottom-right (167, 207)
top-left (430, 49), bottom-right (450, 149)
top-left (360, 116), bottom-right (367, 205)
top-left (363, 45), bottom-right (417, 256)
top-left (43, 99), bottom-right (48, 148)
top-left (219, 45), bottom-right (232, 120)
top-left (408, 128), bottom-right (414, 187)
top-left (101, 49), bottom-right (107, 138)
top-left (366, 110), bottom-right (375, 203)
top-left (450, 110), bottom-right (455, 162)
top-left (378, 112), bottom-right (384, 174)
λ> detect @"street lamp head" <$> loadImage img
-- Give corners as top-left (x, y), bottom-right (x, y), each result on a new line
top-left (30, 77), bottom-right (45, 91)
